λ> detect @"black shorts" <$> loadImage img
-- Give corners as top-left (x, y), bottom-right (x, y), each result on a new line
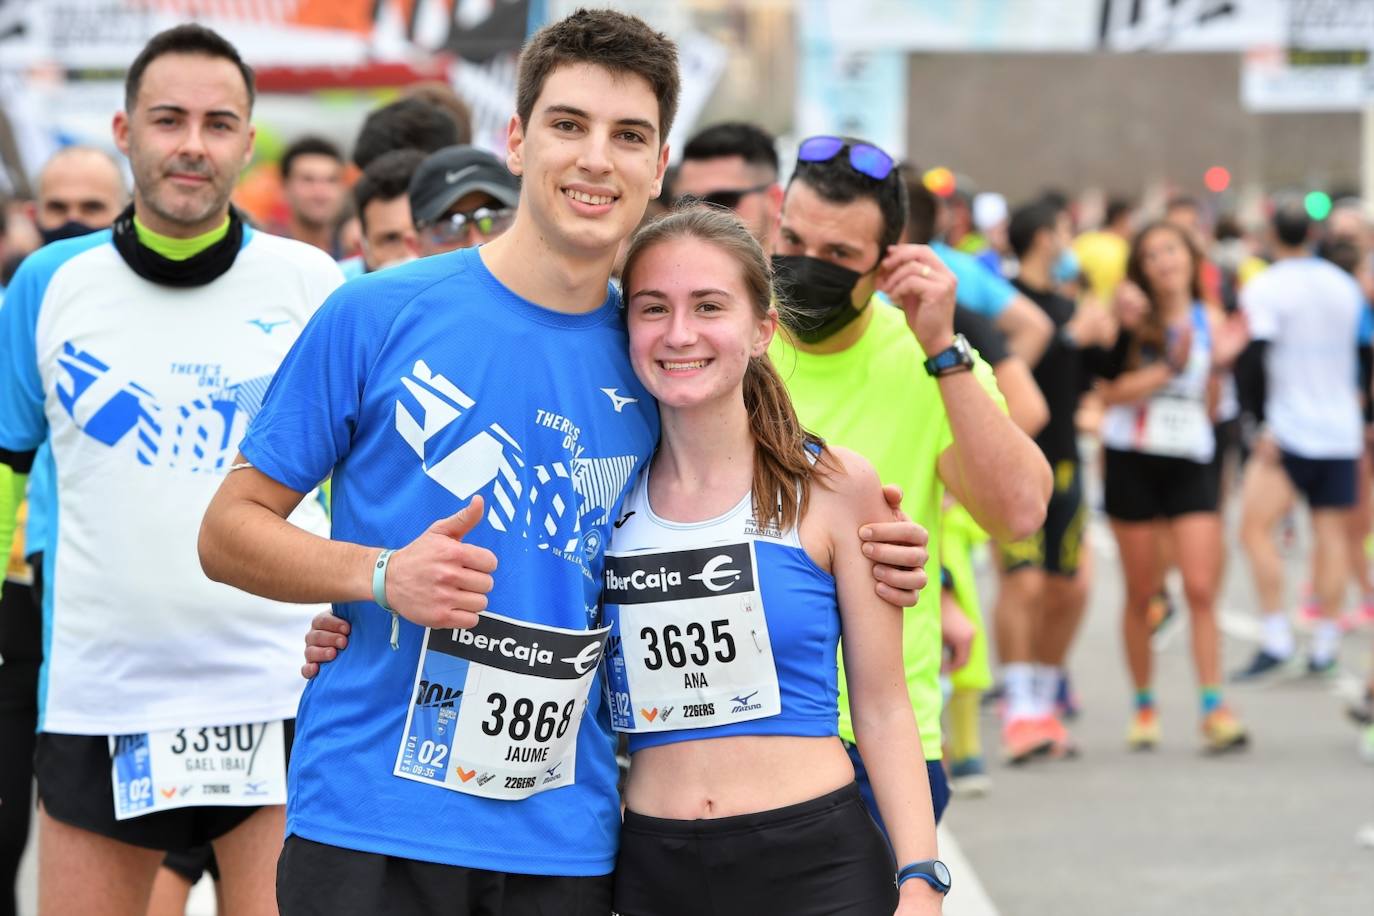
top-left (1103, 448), bottom-right (1219, 522)
top-left (1280, 451), bottom-right (1358, 509)
top-left (34, 720), bottom-right (294, 852)
top-left (276, 835), bottom-right (613, 916)
top-left (1001, 458), bottom-right (1087, 575)
top-left (161, 844), bottom-right (219, 884)
top-left (614, 783), bottom-right (897, 916)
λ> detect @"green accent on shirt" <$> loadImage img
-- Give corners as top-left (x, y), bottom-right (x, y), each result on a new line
top-left (769, 294), bottom-right (1005, 761)
top-left (133, 215), bottom-right (230, 261)
top-left (1, 465), bottom-right (28, 582)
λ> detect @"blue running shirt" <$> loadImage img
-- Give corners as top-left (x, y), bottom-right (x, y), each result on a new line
top-left (239, 246), bottom-right (657, 875)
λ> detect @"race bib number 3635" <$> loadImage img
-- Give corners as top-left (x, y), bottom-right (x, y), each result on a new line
top-left (109, 721), bottom-right (287, 820)
top-left (393, 611), bottom-right (609, 801)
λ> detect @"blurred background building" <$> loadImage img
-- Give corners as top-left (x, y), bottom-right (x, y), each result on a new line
top-left (0, 0), bottom-right (1372, 228)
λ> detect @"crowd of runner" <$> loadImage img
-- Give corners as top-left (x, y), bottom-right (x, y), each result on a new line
top-left (0, 9), bottom-right (1370, 916)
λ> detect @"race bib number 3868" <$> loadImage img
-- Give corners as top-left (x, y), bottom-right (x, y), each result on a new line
top-left (394, 611), bottom-right (609, 801)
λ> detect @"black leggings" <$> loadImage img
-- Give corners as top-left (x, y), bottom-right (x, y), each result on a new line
top-left (0, 577), bottom-right (41, 916)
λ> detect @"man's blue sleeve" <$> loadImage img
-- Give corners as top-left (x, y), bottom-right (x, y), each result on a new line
top-left (953, 255), bottom-right (1016, 318)
top-left (238, 280), bottom-right (395, 494)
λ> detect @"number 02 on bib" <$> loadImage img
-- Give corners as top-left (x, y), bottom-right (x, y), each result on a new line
top-left (603, 541), bottom-right (780, 732)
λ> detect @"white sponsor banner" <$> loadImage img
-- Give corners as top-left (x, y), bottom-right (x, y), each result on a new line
top-left (1242, 46), bottom-right (1374, 111)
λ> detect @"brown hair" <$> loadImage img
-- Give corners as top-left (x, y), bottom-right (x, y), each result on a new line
top-left (516, 9), bottom-right (680, 144)
top-left (621, 206), bottom-right (832, 532)
top-left (1125, 220), bottom-right (1203, 366)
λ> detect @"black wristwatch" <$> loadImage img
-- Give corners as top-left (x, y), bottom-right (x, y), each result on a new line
top-left (923, 334), bottom-right (974, 378)
top-left (897, 859), bottom-right (952, 895)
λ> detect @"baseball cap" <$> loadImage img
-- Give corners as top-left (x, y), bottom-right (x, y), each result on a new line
top-left (408, 145), bottom-right (519, 227)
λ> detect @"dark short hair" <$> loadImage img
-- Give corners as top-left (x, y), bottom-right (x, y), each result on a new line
top-left (1320, 237), bottom-right (1361, 275)
top-left (516, 9), bottom-right (680, 144)
top-left (354, 149), bottom-right (425, 233)
top-left (124, 24), bottom-right (255, 112)
top-left (1273, 202), bottom-right (1311, 247)
top-left (352, 98), bottom-right (459, 169)
top-left (401, 83), bottom-right (473, 146)
top-left (682, 122), bottom-right (779, 176)
top-left (898, 164), bottom-right (937, 245)
top-left (789, 138), bottom-right (908, 251)
top-left (1039, 189), bottom-right (1069, 213)
top-left (1008, 201), bottom-right (1060, 259)
top-left (281, 136), bottom-right (343, 180)
top-left (1166, 194), bottom-right (1200, 214)
top-left (1105, 197), bottom-right (1133, 227)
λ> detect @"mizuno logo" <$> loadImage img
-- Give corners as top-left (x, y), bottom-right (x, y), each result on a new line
top-left (688, 555), bottom-right (743, 592)
top-left (732, 692), bottom-right (759, 707)
top-left (246, 318), bottom-right (290, 334)
top-left (600, 388), bottom-right (637, 412)
top-left (613, 511), bottom-right (635, 529)
top-left (546, 762), bottom-right (563, 779)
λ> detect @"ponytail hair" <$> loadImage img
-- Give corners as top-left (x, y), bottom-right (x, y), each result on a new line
top-left (621, 205), bottom-right (832, 533)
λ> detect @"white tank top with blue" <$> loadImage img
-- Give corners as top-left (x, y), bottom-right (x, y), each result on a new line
top-left (602, 468), bottom-right (840, 753)
top-left (1101, 302), bottom-right (1215, 464)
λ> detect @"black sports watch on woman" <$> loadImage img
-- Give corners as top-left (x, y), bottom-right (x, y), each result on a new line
top-left (897, 859), bottom-right (952, 895)
top-left (923, 334), bottom-right (975, 378)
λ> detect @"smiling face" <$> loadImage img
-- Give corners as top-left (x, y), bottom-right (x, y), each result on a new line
top-left (113, 51), bottom-right (255, 237)
top-left (1138, 225), bottom-right (1196, 300)
top-left (625, 236), bottom-right (775, 411)
top-left (505, 62), bottom-right (668, 259)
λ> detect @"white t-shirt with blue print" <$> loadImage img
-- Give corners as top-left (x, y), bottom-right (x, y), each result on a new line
top-left (238, 245), bottom-right (658, 876)
top-left (0, 227), bottom-right (342, 735)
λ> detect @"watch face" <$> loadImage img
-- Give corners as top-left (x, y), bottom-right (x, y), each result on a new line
top-left (934, 861), bottom-right (951, 886)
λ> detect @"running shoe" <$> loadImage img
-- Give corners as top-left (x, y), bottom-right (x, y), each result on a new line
top-left (1201, 707), bottom-right (1249, 754)
top-left (1127, 709), bottom-right (1160, 751)
top-left (1055, 672), bottom-right (1081, 721)
top-left (1001, 717), bottom-right (1055, 765)
top-left (1345, 601), bottom-right (1374, 630)
top-left (1348, 689), bottom-right (1373, 727)
top-left (1146, 590), bottom-right (1175, 635)
top-left (1230, 648), bottom-right (1294, 683)
top-left (1040, 715), bottom-right (1080, 759)
top-left (948, 756), bottom-right (992, 797)
top-left (1306, 655), bottom-right (1339, 678)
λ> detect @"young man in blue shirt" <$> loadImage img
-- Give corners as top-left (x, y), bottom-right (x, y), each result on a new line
top-left (201, 10), bottom-right (927, 914)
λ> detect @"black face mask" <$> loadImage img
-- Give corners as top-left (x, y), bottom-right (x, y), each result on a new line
top-left (40, 220), bottom-right (101, 246)
top-left (771, 254), bottom-right (871, 344)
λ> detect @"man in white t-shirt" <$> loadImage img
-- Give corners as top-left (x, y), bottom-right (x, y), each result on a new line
top-left (1234, 203), bottom-right (1365, 680)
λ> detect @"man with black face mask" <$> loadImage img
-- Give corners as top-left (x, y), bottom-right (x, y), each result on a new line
top-left (768, 136), bottom-right (1051, 829)
top-left (28, 146), bottom-right (127, 245)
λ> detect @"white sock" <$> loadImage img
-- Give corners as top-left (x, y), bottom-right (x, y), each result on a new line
top-left (1310, 620), bottom-right (1341, 665)
top-left (1003, 663), bottom-right (1036, 721)
top-left (1031, 664), bottom-right (1061, 718)
top-left (1261, 612), bottom-right (1294, 658)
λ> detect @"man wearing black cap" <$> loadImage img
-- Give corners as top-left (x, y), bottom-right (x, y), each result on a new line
top-left (408, 145), bottom-right (519, 255)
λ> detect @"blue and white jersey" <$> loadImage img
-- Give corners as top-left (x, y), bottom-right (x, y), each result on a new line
top-left (0, 228), bottom-right (342, 735)
top-left (238, 245), bottom-right (657, 876)
top-left (603, 468), bottom-right (840, 754)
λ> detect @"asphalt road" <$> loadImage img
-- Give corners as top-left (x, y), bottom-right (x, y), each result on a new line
top-left (944, 511), bottom-right (1374, 916)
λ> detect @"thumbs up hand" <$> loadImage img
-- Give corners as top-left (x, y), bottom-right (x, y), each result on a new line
top-left (381, 495), bottom-right (498, 631)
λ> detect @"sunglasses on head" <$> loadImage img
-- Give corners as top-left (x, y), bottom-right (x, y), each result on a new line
top-left (796, 136), bottom-right (895, 181)
top-left (423, 206), bottom-right (515, 242)
top-left (674, 182), bottom-right (772, 211)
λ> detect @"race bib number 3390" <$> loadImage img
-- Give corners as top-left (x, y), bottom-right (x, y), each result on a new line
top-left (109, 721), bottom-right (287, 820)
top-left (394, 611), bottom-right (609, 801)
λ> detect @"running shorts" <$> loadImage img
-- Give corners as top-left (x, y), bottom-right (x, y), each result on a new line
top-left (276, 836), bottom-right (613, 916)
top-left (35, 720), bottom-right (294, 851)
top-left (613, 783), bottom-right (897, 916)
top-left (1000, 459), bottom-right (1086, 575)
top-left (1279, 451), bottom-right (1358, 510)
top-left (1103, 448), bottom-right (1219, 522)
